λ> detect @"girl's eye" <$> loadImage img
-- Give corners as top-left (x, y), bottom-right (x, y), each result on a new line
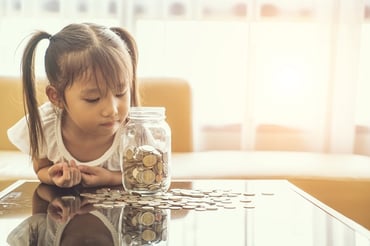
top-left (116, 91), bottom-right (127, 98)
top-left (85, 98), bottom-right (100, 103)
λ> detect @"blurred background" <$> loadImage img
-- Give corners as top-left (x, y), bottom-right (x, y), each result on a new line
top-left (1, 0), bottom-right (370, 155)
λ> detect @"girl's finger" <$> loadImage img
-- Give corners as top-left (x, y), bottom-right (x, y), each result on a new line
top-left (63, 163), bottom-right (70, 180)
top-left (69, 159), bottom-right (77, 168)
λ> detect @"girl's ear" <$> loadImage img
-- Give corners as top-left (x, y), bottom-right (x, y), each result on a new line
top-left (46, 85), bottom-right (64, 109)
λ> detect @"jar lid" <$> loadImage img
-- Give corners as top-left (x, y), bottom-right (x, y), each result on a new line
top-left (129, 107), bottom-right (166, 119)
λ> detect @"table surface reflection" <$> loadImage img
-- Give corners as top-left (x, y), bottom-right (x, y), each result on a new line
top-left (0, 179), bottom-right (369, 246)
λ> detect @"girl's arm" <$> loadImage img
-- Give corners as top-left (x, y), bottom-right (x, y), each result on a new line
top-left (33, 158), bottom-right (54, 185)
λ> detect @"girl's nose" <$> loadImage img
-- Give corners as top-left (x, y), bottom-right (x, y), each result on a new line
top-left (101, 95), bottom-right (118, 117)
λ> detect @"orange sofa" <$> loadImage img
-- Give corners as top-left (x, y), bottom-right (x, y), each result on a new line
top-left (1, 76), bottom-right (370, 182)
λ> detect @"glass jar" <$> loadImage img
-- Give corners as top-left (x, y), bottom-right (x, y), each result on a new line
top-left (120, 107), bottom-right (171, 195)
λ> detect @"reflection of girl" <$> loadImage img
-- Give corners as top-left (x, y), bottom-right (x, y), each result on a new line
top-left (7, 183), bottom-right (121, 246)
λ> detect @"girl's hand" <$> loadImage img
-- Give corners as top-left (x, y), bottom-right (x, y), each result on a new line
top-left (48, 160), bottom-right (81, 188)
top-left (78, 165), bottom-right (120, 187)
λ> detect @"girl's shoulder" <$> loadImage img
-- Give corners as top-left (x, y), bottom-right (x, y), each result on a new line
top-left (39, 102), bottom-right (61, 127)
top-left (39, 102), bottom-right (57, 117)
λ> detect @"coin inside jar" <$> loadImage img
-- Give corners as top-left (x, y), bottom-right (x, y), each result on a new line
top-left (142, 170), bottom-right (156, 184)
top-left (125, 148), bottom-right (135, 161)
top-left (123, 144), bottom-right (170, 194)
top-left (142, 154), bottom-right (157, 167)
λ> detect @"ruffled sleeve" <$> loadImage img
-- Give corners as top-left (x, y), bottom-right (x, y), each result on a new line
top-left (7, 102), bottom-right (55, 158)
top-left (7, 115), bottom-right (31, 155)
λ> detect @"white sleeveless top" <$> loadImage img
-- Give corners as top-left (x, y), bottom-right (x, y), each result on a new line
top-left (7, 102), bottom-right (123, 171)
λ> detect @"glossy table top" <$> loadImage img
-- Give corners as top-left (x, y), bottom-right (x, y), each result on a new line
top-left (0, 179), bottom-right (369, 246)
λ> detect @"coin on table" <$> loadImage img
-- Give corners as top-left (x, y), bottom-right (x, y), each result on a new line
top-left (240, 198), bottom-right (252, 203)
top-left (206, 205), bottom-right (218, 210)
top-left (244, 205), bottom-right (255, 209)
top-left (224, 204), bottom-right (237, 209)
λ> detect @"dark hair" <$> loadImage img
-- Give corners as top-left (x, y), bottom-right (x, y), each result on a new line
top-left (21, 23), bottom-right (139, 159)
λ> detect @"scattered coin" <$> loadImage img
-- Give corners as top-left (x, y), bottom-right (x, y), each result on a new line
top-left (122, 206), bottom-right (168, 245)
top-left (244, 206), bottom-right (255, 209)
top-left (79, 187), bottom-right (277, 213)
top-left (240, 198), bottom-right (252, 203)
top-left (224, 204), bottom-right (237, 209)
top-left (261, 192), bottom-right (274, 196)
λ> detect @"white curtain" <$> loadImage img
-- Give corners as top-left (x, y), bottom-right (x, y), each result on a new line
top-left (1, 0), bottom-right (369, 155)
top-left (241, 0), bottom-right (363, 154)
top-left (135, 0), bottom-right (367, 154)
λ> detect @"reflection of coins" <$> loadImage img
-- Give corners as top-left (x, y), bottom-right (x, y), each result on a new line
top-left (121, 207), bottom-right (168, 245)
top-left (142, 229), bottom-right (156, 241)
top-left (122, 234), bottom-right (132, 245)
top-left (131, 216), bottom-right (138, 226)
top-left (140, 211), bottom-right (155, 226)
top-left (61, 196), bottom-right (76, 201)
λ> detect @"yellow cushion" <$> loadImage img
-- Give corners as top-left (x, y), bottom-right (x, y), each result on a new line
top-left (0, 77), bottom-right (193, 152)
top-left (0, 77), bottom-right (48, 150)
top-left (139, 78), bottom-right (193, 152)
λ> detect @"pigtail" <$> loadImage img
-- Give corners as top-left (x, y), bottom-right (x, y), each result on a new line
top-left (21, 31), bottom-right (51, 159)
top-left (110, 27), bottom-right (139, 106)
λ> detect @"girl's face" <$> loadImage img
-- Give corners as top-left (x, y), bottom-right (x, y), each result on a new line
top-left (62, 73), bottom-right (130, 138)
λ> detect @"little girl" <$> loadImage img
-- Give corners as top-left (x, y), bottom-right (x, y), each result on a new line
top-left (7, 23), bottom-right (139, 188)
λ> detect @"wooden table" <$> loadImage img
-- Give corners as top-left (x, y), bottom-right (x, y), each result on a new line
top-left (289, 178), bottom-right (370, 232)
top-left (0, 179), bottom-right (369, 245)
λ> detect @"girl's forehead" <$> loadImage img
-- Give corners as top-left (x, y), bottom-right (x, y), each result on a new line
top-left (71, 70), bottom-right (127, 95)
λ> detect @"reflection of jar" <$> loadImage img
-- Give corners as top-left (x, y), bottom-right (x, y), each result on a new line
top-left (119, 206), bottom-right (169, 246)
top-left (121, 107), bottom-right (171, 195)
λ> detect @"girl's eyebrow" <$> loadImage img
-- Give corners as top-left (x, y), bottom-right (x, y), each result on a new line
top-left (80, 87), bottom-right (100, 95)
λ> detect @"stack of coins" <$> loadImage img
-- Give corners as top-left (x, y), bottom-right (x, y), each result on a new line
top-left (81, 188), bottom-right (265, 211)
top-left (120, 207), bottom-right (168, 245)
top-left (123, 145), bottom-right (170, 194)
